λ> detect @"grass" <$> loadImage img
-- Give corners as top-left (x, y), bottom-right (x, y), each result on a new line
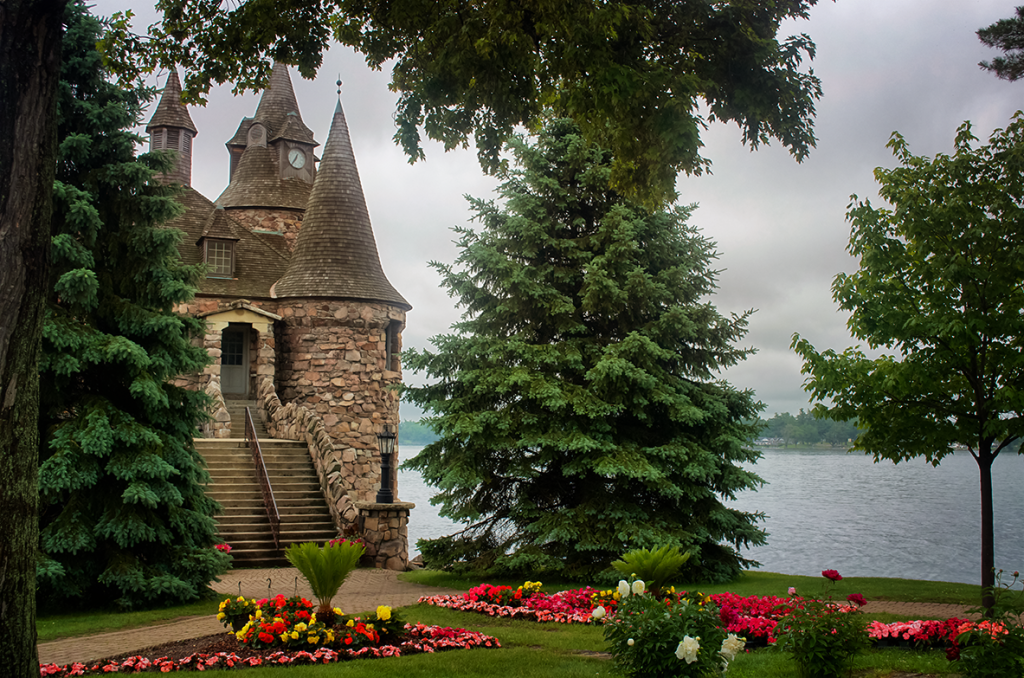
top-left (401, 569), bottom-right (983, 607)
top-left (41, 568), bottom-right (978, 676)
top-left (37, 599), bottom-right (219, 643)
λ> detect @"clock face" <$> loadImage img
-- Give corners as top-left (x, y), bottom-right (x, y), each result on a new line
top-left (288, 148), bottom-right (306, 169)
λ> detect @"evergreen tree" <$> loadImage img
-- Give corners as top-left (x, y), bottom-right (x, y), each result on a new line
top-left (36, 1), bottom-right (228, 609)
top-left (404, 120), bottom-right (766, 583)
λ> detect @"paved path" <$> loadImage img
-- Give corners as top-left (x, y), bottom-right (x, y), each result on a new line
top-left (38, 570), bottom-right (978, 667)
top-left (38, 568), bottom-right (462, 667)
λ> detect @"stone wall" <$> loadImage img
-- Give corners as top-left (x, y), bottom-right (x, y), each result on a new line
top-left (224, 208), bottom-right (303, 253)
top-left (202, 375), bottom-right (231, 438)
top-left (275, 299), bottom-right (405, 501)
top-left (256, 377), bottom-right (358, 532)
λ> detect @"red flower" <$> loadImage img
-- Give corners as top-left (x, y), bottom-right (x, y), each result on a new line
top-left (822, 569), bottom-right (842, 581)
top-left (846, 593), bottom-right (867, 607)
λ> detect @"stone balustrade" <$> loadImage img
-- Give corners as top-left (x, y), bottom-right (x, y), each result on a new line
top-left (202, 375), bottom-right (231, 438)
top-left (256, 377), bottom-right (359, 532)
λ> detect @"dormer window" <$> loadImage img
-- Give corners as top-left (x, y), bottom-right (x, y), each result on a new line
top-left (204, 239), bottom-right (235, 278)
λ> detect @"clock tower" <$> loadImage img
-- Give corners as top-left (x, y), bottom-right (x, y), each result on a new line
top-left (215, 63), bottom-right (319, 252)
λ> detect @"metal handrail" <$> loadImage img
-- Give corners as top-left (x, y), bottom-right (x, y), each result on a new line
top-left (245, 407), bottom-right (281, 549)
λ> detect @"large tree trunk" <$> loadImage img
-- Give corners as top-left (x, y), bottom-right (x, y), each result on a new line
top-left (0, 1), bottom-right (66, 674)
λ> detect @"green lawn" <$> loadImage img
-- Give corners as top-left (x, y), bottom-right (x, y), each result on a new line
top-left (40, 569), bottom-right (976, 676)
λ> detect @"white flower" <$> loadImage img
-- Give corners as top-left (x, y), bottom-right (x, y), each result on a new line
top-left (591, 605), bottom-right (606, 620)
top-left (631, 580), bottom-right (646, 596)
top-left (627, 638), bottom-right (634, 646)
top-left (617, 580), bottom-right (631, 598)
top-left (676, 635), bottom-right (700, 664)
top-left (720, 634), bottom-right (745, 662)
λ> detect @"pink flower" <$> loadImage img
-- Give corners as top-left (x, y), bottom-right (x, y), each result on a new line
top-left (787, 587), bottom-right (797, 596)
top-left (846, 593), bottom-right (867, 607)
top-left (822, 569), bottom-right (842, 582)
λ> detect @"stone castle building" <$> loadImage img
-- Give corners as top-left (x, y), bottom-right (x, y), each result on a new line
top-left (147, 65), bottom-right (412, 550)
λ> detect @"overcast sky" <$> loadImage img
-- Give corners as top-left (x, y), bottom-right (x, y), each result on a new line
top-left (93, 0), bottom-right (1024, 420)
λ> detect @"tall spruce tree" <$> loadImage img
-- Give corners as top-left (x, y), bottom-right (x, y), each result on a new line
top-left (404, 120), bottom-right (766, 582)
top-left (36, 1), bottom-right (228, 609)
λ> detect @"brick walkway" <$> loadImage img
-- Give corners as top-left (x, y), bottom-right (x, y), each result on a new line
top-left (38, 568), bottom-right (462, 667)
top-left (38, 570), bottom-right (979, 667)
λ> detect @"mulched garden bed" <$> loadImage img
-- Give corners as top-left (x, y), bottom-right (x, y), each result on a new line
top-left (40, 624), bottom-right (499, 676)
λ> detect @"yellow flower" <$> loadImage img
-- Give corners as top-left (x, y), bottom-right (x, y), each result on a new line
top-left (295, 622), bottom-right (308, 632)
top-left (254, 609), bottom-right (262, 619)
top-left (237, 596), bottom-right (245, 601)
top-left (290, 631), bottom-right (299, 640)
top-left (376, 605), bottom-right (391, 621)
top-left (347, 619), bottom-right (355, 628)
top-left (217, 612), bottom-right (225, 621)
top-left (308, 636), bottom-right (319, 644)
top-left (280, 633), bottom-right (289, 643)
top-left (219, 601), bottom-right (227, 611)
top-left (235, 630), bottom-right (246, 641)
top-left (333, 607), bottom-right (343, 616)
top-left (326, 630), bottom-right (334, 642)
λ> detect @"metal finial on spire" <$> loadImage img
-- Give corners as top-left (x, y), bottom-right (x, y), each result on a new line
top-left (336, 76), bottom-right (343, 100)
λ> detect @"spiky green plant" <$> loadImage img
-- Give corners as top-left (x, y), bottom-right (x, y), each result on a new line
top-left (284, 540), bottom-right (364, 616)
top-left (611, 546), bottom-right (691, 598)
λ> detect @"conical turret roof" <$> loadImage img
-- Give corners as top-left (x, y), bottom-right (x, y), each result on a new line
top-left (274, 99), bottom-right (409, 309)
top-left (146, 70), bottom-right (197, 134)
top-left (226, 63), bottom-right (316, 147)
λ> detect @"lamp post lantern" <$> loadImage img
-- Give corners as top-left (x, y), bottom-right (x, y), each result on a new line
top-left (375, 423), bottom-right (396, 503)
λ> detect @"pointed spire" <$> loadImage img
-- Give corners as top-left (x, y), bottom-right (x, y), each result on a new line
top-left (146, 70), bottom-right (197, 134)
top-left (274, 98), bottom-right (409, 308)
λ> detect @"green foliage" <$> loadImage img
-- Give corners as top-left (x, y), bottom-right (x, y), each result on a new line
top-left (603, 583), bottom-right (736, 677)
top-left (103, 1), bottom-right (825, 205)
top-left (953, 570), bottom-right (1024, 678)
top-left (611, 545), bottom-right (691, 599)
top-left (404, 119), bottom-right (766, 583)
top-left (793, 114), bottom-right (1024, 599)
top-left (775, 577), bottom-right (870, 678)
top-left (979, 7), bottom-right (1024, 81)
top-left (36, 1), bottom-right (226, 611)
top-left (399, 420), bottom-right (439, 446)
top-left (759, 411), bottom-right (859, 447)
top-left (284, 540), bottom-right (365, 614)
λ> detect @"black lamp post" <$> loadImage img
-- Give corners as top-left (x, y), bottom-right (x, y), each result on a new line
top-left (375, 423), bottom-right (396, 503)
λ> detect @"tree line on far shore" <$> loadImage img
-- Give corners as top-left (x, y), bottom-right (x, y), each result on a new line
top-left (758, 411), bottom-right (859, 447)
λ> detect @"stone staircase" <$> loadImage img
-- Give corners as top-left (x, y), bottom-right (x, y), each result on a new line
top-left (199, 401), bottom-right (337, 566)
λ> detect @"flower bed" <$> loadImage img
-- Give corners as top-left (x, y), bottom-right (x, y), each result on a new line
top-left (39, 623), bottom-right (499, 676)
top-left (419, 580), bottom-right (975, 652)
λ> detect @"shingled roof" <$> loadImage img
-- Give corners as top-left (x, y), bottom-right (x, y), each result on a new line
top-left (214, 145), bottom-right (312, 209)
top-left (273, 99), bottom-right (410, 309)
top-left (166, 188), bottom-right (290, 298)
top-left (146, 71), bottom-right (197, 134)
top-left (226, 63), bottom-right (316, 148)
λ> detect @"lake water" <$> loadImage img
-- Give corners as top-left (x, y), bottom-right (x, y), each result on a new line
top-left (396, 445), bottom-right (1024, 584)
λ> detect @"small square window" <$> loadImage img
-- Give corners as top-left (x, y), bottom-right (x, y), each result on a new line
top-left (205, 240), bottom-right (234, 277)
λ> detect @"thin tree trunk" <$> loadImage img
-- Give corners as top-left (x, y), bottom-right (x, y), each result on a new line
top-left (977, 448), bottom-right (996, 613)
top-left (0, 1), bottom-right (66, 674)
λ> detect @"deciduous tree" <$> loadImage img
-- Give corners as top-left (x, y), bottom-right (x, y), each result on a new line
top-left (0, 0), bottom-right (67, 672)
top-left (104, 0), bottom-right (826, 205)
top-left (404, 119), bottom-right (766, 583)
top-left (37, 1), bottom-right (229, 609)
top-left (792, 117), bottom-right (1024, 607)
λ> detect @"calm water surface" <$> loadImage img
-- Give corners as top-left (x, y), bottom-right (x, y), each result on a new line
top-left (397, 445), bottom-right (1024, 583)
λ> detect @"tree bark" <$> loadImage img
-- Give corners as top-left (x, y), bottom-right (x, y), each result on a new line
top-left (0, 0), bottom-right (67, 674)
top-left (977, 446), bottom-right (996, 613)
